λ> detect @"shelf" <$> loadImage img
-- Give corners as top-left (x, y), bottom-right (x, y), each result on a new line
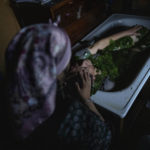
top-left (50, 0), bottom-right (107, 45)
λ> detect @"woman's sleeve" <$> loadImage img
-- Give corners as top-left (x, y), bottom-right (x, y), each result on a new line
top-left (57, 100), bottom-right (112, 150)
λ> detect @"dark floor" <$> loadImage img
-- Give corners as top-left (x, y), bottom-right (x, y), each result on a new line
top-left (97, 78), bottom-right (150, 150)
top-left (117, 87), bottom-right (150, 150)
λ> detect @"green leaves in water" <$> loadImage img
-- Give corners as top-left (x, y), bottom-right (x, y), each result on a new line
top-left (137, 26), bottom-right (149, 40)
top-left (104, 36), bottom-right (134, 51)
top-left (74, 26), bottom-right (150, 95)
top-left (88, 51), bottom-right (119, 94)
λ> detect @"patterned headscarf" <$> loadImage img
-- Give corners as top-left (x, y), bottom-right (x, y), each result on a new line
top-left (6, 23), bottom-right (71, 139)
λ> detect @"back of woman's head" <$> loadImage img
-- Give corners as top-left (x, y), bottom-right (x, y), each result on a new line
top-left (5, 23), bottom-right (71, 139)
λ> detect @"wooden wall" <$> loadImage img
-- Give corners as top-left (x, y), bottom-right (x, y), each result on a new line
top-left (0, 0), bottom-right (20, 74)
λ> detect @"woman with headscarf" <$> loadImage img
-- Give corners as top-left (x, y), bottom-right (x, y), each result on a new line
top-left (4, 22), bottom-right (112, 150)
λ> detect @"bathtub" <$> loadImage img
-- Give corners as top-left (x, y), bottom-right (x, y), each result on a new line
top-left (72, 14), bottom-right (150, 118)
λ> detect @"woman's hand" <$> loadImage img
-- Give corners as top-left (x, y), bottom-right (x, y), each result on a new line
top-left (75, 69), bottom-right (91, 100)
top-left (75, 69), bottom-right (104, 121)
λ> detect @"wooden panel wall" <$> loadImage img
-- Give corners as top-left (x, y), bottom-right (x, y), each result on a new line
top-left (0, 0), bottom-right (20, 73)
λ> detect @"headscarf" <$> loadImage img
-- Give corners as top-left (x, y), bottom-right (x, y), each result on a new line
top-left (5, 22), bottom-right (71, 139)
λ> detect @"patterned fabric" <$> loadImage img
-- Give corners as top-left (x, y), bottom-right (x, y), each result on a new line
top-left (6, 23), bottom-right (71, 139)
top-left (57, 100), bottom-right (112, 150)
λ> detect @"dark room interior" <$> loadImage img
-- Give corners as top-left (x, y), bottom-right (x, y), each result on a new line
top-left (0, 0), bottom-right (150, 150)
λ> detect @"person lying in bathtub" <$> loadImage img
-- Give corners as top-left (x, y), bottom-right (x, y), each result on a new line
top-left (71, 25), bottom-right (148, 93)
top-left (4, 22), bottom-right (113, 150)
